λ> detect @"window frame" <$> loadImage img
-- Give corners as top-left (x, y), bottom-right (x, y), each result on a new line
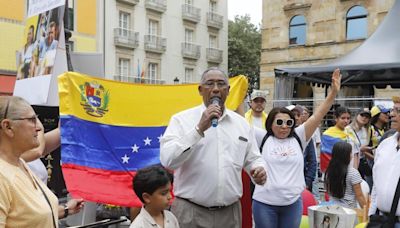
top-left (289, 15), bottom-right (307, 45)
top-left (346, 5), bottom-right (368, 40)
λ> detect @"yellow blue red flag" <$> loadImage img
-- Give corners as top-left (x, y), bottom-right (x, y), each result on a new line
top-left (58, 72), bottom-right (248, 207)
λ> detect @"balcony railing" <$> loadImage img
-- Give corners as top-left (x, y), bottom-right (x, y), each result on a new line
top-left (116, 0), bottom-right (139, 6)
top-left (206, 12), bottom-right (223, 29)
top-left (114, 28), bottom-right (139, 49)
top-left (182, 4), bottom-right (201, 23)
top-left (114, 75), bottom-right (166, 84)
top-left (145, 0), bottom-right (167, 13)
top-left (206, 48), bottom-right (223, 63)
top-left (181, 42), bottom-right (200, 59)
top-left (144, 35), bottom-right (166, 53)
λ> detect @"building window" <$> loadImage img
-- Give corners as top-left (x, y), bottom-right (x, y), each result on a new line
top-left (147, 63), bottom-right (158, 80)
top-left (185, 0), bottom-right (193, 5)
top-left (148, 19), bottom-right (159, 35)
top-left (118, 58), bottom-right (130, 77)
top-left (185, 68), bottom-right (194, 83)
top-left (346, 5), bottom-right (368, 40)
top-left (289, 15), bottom-right (306, 45)
top-left (119, 11), bottom-right (130, 36)
top-left (209, 35), bottom-right (217, 48)
top-left (66, 0), bottom-right (74, 31)
top-left (209, 0), bottom-right (217, 12)
top-left (185, 29), bottom-right (194, 43)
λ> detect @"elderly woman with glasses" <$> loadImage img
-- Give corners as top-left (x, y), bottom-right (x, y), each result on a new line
top-left (252, 69), bottom-right (341, 228)
top-left (0, 96), bottom-right (83, 228)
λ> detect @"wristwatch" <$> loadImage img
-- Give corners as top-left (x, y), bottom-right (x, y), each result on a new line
top-left (63, 204), bottom-right (69, 218)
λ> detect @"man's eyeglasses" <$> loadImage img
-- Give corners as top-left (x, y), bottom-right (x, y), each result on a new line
top-left (391, 107), bottom-right (400, 115)
top-left (202, 80), bottom-right (228, 89)
top-left (2, 98), bottom-right (10, 120)
top-left (274, 118), bottom-right (294, 127)
top-left (10, 115), bottom-right (39, 126)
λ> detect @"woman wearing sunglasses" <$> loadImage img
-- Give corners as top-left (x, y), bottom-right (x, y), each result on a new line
top-left (0, 96), bottom-right (82, 227)
top-left (252, 69), bottom-right (341, 228)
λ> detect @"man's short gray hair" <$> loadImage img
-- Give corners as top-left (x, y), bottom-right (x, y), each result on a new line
top-left (200, 67), bottom-right (228, 84)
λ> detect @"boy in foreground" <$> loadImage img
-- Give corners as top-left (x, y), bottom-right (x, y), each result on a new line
top-left (130, 165), bottom-right (179, 228)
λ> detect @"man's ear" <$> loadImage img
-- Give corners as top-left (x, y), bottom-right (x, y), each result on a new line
top-left (142, 192), bottom-right (151, 204)
top-left (0, 119), bottom-right (11, 130)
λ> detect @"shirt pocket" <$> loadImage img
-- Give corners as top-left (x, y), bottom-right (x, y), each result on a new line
top-left (226, 139), bottom-right (247, 169)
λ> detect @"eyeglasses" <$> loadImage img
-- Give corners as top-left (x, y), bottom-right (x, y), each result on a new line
top-left (274, 118), bottom-right (294, 127)
top-left (391, 107), bottom-right (400, 115)
top-left (202, 80), bottom-right (228, 89)
top-left (10, 115), bottom-right (39, 126)
top-left (3, 98), bottom-right (10, 119)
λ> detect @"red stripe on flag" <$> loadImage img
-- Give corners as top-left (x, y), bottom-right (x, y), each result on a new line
top-left (62, 163), bottom-right (142, 207)
top-left (320, 153), bottom-right (332, 173)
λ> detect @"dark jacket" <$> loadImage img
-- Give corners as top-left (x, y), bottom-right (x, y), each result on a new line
top-left (304, 138), bottom-right (317, 190)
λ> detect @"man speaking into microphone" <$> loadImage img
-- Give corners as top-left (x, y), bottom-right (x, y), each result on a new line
top-left (160, 67), bottom-right (266, 228)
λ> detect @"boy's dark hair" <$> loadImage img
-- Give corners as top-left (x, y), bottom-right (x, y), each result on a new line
top-left (133, 165), bottom-right (173, 203)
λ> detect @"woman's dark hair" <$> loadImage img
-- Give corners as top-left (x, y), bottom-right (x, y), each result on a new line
top-left (334, 107), bottom-right (351, 118)
top-left (324, 141), bottom-right (352, 199)
top-left (265, 107), bottom-right (296, 138)
top-left (370, 113), bottom-right (389, 131)
top-left (133, 164), bottom-right (173, 203)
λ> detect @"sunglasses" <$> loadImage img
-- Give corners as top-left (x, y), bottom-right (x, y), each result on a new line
top-left (274, 118), bottom-right (294, 127)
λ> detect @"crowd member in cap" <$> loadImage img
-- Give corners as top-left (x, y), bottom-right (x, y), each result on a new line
top-left (370, 105), bottom-right (390, 147)
top-left (252, 69), bottom-right (341, 228)
top-left (369, 96), bottom-right (400, 226)
top-left (160, 68), bottom-right (266, 228)
top-left (0, 96), bottom-right (83, 228)
top-left (245, 90), bottom-right (268, 129)
top-left (345, 109), bottom-right (376, 190)
top-left (288, 105), bottom-right (317, 192)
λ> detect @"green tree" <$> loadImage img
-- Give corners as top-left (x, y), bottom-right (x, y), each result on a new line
top-left (228, 15), bottom-right (261, 92)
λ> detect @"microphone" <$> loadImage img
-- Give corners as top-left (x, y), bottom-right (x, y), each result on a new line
top-left (210, 97), bottom-right (221, 127)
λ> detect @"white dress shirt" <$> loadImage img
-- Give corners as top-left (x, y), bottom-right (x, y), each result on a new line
top-left (369, 132), bottom-right (400, 215)
top-left (160, 104), bottom-right (265, 207)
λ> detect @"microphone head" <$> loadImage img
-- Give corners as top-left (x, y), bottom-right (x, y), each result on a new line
top-left (210, 97), bottom-right (221, 106)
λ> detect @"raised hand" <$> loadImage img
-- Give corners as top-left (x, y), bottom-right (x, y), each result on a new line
top-left (331, 68), bottom-right (342, 93)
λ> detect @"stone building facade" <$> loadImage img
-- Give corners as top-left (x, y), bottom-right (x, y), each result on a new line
top-left (260, 0), bottom-right (397, 111)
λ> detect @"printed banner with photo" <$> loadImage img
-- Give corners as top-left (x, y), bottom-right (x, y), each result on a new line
top-left (14, 0), bottom-right (66, 106)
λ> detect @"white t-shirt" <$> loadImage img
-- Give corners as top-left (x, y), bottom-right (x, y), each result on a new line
top-left (252, 116), bottom-right (264, 129)
top-left (27, 159), bottom-right (48, 184)
top-left (253, 125), bottom-right (307, 206)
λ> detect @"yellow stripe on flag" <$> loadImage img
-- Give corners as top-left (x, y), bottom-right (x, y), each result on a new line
top-left (58, 72), bottom-right (248, 126)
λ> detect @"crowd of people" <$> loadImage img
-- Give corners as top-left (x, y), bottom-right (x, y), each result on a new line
top-left (2, 67), bottom-right (400, 228)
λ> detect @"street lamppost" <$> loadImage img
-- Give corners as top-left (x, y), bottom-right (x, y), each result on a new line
top-left (174, 77), bottom-right (180, 84)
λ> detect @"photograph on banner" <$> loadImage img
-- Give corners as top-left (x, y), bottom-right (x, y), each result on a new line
top-left (16, 5), bottom-right (64, 80)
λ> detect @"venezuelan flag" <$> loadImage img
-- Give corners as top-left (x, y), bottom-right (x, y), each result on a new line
top-left (320, 126), bottom-right (348, 172)
top-left (58, 72), bottom-right (248, 207)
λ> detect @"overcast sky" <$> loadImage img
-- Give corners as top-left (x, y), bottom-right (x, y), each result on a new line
top-left (228, 0), bottom-right (262, 26)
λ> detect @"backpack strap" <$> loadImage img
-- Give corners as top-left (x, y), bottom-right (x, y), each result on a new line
top-left (293, 132), bottom-right (304, 151)
top-left (259, 133), bottom-right (271, 153)
top-left (260, 132), bottom-right (303, 153)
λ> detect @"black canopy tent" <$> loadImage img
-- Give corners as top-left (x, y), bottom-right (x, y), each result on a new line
top-left (274, 0), bottom-right (400, 89)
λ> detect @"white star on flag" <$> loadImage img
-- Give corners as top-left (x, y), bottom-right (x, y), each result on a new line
top-left (143, 137), bottom-right (152, 146)
top-left (131, 144), bottom-right (140, 153)
top-left (121, 154), bottom-right (130, 164)
top-left (157, 134), bottom-right (163, 143)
